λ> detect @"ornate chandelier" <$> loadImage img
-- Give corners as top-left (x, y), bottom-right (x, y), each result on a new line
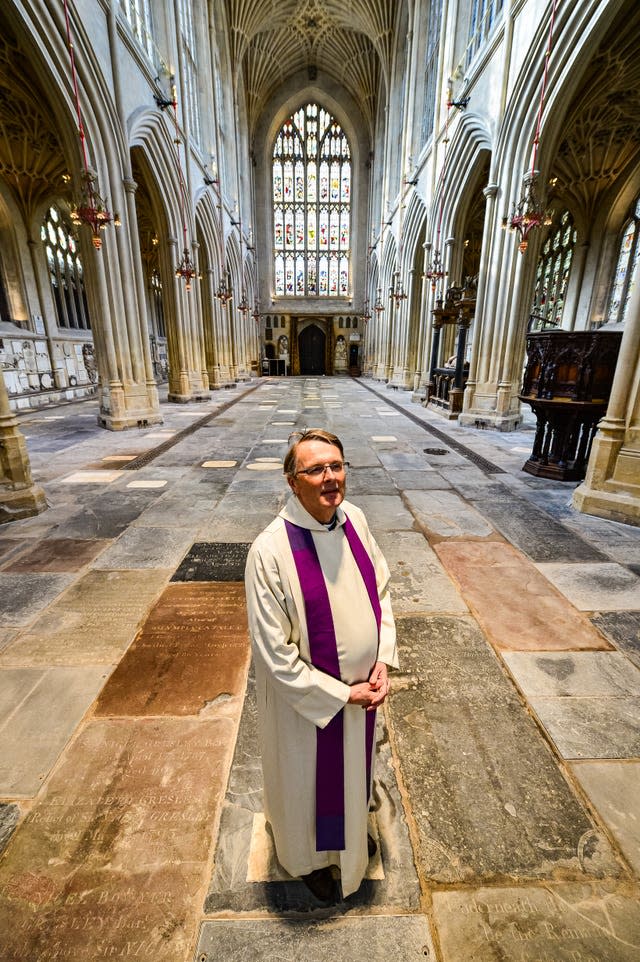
top-left (175, 247), bottom-right (198, 291)
top-left (237, 291), bottom-right (250, 314)
top-left (504, 174), bottom-right (553, 253)
top-left (169, 90), bottom-right (199, 290)
top-left (216, 268), bottom-right (232, 305)
top-left (63, 0), bottom-right (117, 249)
top-left (505, 0), bottom-right (558, 252)
top-left (424, 94), bottom-right (456, 294)
top-left (424, 246), bottom-right (446, 293)
top-left (389, 270), bottom-right (407, 305)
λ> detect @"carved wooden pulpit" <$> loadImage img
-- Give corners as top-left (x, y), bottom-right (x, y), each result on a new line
top-left (519, 329), bottom-right (622, 481)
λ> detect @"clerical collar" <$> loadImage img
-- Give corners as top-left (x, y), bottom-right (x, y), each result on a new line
top-left (322, 513), bottom-right (338, 531)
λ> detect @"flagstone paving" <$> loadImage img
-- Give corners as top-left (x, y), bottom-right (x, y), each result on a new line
top-left (591, 611), bottom-right (640, 667)
top-left (432, 881), bottom-right (640, 962)
top-left (0, 378), bottom-right (639, 962)
top-left (571, 761), bottom-right (640, 875)
top-left (0, 569), bottom-right (171, 666)
top-left (94, 583), bottom-right (249, 717)
top-left (0, 666), bottom-right (108, 796)
top-left (2, 537), bottom-right (109, 572)
top-left (434, 541), bottom-right (613, 651)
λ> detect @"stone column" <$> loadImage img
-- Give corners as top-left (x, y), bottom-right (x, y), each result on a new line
top-left (26, 238), bottom-right (64, 390)
top-left (123, 177), bottom-right (161, 413)
top-left (203, 268), bottom-right (221, 388)
top-left (426, 317), bottom-right (443, 403)
top-left (573, 283), bottom-right (640, 523)
top-left (167, 236), bottom-right (193, 402)
top-left (460, 183), bottom-right (516, 428)
top-left (0, 369), bottom-right (47, 523)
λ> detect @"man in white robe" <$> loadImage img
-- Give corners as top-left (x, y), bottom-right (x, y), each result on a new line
top-left (245, 429), bottom-right (398, 901)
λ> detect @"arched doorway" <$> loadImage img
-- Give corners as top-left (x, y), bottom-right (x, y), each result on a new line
top-left (299, 324), bottom-right (325, 374)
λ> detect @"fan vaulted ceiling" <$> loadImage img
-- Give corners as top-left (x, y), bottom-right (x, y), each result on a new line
top-left (224, 0), bottom-right (401, 132)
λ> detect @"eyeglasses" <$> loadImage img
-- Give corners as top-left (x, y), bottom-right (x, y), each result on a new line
top-left (295, 461), bottom-right (349, 478)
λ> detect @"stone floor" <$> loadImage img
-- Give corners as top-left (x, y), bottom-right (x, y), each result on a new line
top-left (1, 377), bottom-right (639, 962)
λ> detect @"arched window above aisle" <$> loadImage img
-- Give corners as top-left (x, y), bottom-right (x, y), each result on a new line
top-left (40, 205), bottom-right (91, 332)
top-left (607, 196), bottom-right (640, 326)
top-left (272, 103), bottom-right (351, 298)
top-left (530, 210), bottom-right (576, 331)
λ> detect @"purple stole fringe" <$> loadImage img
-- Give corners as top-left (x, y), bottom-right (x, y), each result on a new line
top-left (285, 515), bottom-right (382, 851)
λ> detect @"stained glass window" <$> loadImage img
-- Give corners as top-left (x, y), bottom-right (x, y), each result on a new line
top-left (273, 104), bottom-right (351, 297)
top-left (531, 210), bottom-right (576, 329)
top-left (40, 206), bottom-right (90, 331)
top-left (607, 197), bottom-right (640, 325)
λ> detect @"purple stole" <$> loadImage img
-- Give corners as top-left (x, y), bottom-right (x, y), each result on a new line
top-left (285, 514), bottom-right (381, 851)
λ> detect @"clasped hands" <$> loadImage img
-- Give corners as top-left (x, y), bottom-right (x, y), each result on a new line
top-left (347, 661), bottom-right (389, 711)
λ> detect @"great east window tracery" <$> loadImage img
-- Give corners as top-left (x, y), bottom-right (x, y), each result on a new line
top-left (272, 103), bottom-right (351, 298)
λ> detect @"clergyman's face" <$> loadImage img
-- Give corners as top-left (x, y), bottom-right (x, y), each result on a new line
top-left (288, 439), bottom-right (346, 523)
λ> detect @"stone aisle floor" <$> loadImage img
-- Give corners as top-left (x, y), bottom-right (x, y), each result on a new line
top-left (0, 376), bottom-right (639, 962)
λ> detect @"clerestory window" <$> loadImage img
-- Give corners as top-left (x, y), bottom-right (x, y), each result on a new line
top-left (179, 0), bottom-right (201, 146)
top-left (421, 0), bottom-right (443, 144)
top-left (119, 0), bottom-right (154, 59)
top-left (272, 103), bottom-right (351, 298)
top-left (466, 0), bottom-right (504, 67)
top-left (607, 197), bottom-right (640, 326)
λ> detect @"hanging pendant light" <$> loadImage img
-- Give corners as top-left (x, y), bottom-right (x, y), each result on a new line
top-left (424, 96), bottom-right (456, 295)
top-left (175, 248), bottom-right (198, 291)
top-left (216, 268), bottom-right (232, 305)
top-left (63, 0), bottom-right (117, 249)
top-left (424, 247), bottom-right (446, 293)
top-left (237, 291), bottom-right (250, 315)
top-left (505, 0), bottom-right (558, 252)
top-left (168, 88), bottom-right (200, 290)
top-left (389, 270), bottom-right (407, 305)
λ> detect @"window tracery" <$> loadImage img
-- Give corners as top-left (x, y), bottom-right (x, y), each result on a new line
top-left (421, 0), bottom-right (443, 143)
top-left (179, 0), bottom-right (201, 146)
top-left (531, 210), bottom-right (576, 329)
top-left (466, 0), bottom-right (504, 66)
top-left (272, 103), bottom-right (351, 298)
top-left (119, 0), bottom-right (153, 58)
top-left (40, 205), bottom-right (90, 331)
top-left (607, 197), bottom-right (640, 325)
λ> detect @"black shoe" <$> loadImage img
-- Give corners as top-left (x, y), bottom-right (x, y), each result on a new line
top-left (300, 867), bottom-right (337, 903)
top-left (367, 834), bottom-right (377, 858)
